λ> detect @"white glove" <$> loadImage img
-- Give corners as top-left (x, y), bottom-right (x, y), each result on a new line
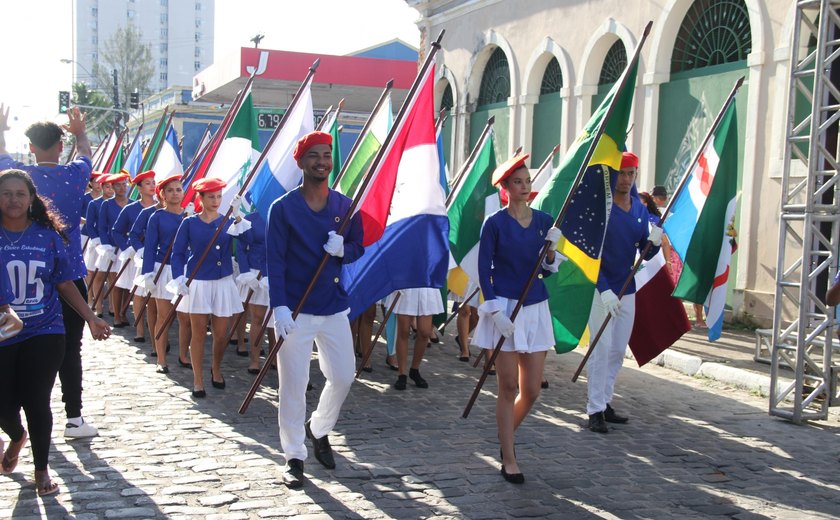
top-left (323, 230), bottom-right (344, 257)
top-left (134, 247), bottom-right (144, 262)
top-left (166, 275), bottom-right (189, 297)
top-left (118, 246), bottom-right (136, 262)
top-left (226, 217), bottom-right (252, 236)
top-left (236, 269), bottom-right (261, 291)
top-left (230, 194), bottom-right (244, 220)
top-left (94, 244), bottom-right (116, 270)
top-left (546, 226), bottom-right (563, 249)
top-left (273, 306), bottom-right (297, 340)
top-left (542, 252), bottom-right (568, 273)
top-left (134, 272), bottom-right (156, 292)
top-left (184, 202), bottom-right (196, 217)
top-left (491, 311), bottom-right (515, 338)
top-left (600, 289), bottom-right (621, 318)
top-left (648, 225), bottom-right (663, 247)
top-left (259, 275), bottom-right (270, 291)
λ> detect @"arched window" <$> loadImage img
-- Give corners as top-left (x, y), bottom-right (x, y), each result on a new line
top-left (540, 57), bottom-right (563, 95)
top-left (440, 84), bottom-right (454, 111)
top-left (671, 0), bottom-right (752, 73)
top-left (599, 41), bottom-right (627, 85)
top-left (477, 48), bottom-right (511, 106)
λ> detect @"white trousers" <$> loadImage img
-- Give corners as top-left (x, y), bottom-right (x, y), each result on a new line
top-left (586, 292), bottom-right (636, 415)
top-left (276, 310), bottom-right (355, 462)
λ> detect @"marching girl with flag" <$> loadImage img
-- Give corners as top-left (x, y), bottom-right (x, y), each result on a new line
top-left (136, 175), bottom-right (190, 374)
top-left (168, 178), bottom-right (250, 398)
top-left (0, 169), bottom-right (110, 496)
top-left (82, 174), bottom-right (112, 313)
top-left (80, 171), bottom-right (102, 248)
top-left (234, 210), bottom-right (274, 374)
top-left (94, 172), bottom-right (131, 325)
top-left (127, 190), bottom-right (165, 351)
top-left (473, 154), bottom-right (564, 484)
top-left (112, 170), bottom-right (157, 342)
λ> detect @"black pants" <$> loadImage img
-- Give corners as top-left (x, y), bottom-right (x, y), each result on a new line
top-left (0, 334), bottom-right (65, 471)
top-left (59, 278), bottom-right (87, 418)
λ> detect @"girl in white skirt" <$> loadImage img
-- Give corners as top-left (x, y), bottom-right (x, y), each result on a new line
top-left (474, 154), bottom-right (564, 484)
top-left (168, 178), bottom-right (250, 398)
top-left (388, 287), bottom-right (443, 390)
top-left (234, 210), bottom-right (274, 374)
top-left (94, 173), bottom-right (130, 325)
top-left (83, 177), bottom-right (113, 314)
top-left (136, 175), bottom-right (189, 373)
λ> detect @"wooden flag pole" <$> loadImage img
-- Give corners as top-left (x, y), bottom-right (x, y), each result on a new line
top-left (356, 292), bottom-right (401, 379)
top-left (240, 31), bottom-right (446, 414)
top-left (462, 21), bottom-right (654, 419)
top-left (529, 143), bottom-right (562, 188)
top-left (331, 79), bottom-right (394, 189)
top-left (570, 75), bottom-right (745, 382)
top-left (438, 286), bottom-right (479, 335)
top-left (156, 63), bottom-right (319, 339)
top-left (444, 116), bottom-right (495, 207)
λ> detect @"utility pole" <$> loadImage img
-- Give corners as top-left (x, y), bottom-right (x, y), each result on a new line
top-left (112, 69), bottom-right (121, 129)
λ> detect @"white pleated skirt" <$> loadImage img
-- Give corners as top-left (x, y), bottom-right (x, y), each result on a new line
top-left (473, 296), bottom-right (554, 354)
top-left (150, 263), bottom-right (173, 300)
top-left (238, 280), bottom-right (270, 307)
top-left (388, 287), bottom-right (443, 317)
top-left (83, 238), bottom-right (100, 271)
top-left (115, 257), bottom-right (136, 290)
top-left (175, 275), bottom-right (244, 317)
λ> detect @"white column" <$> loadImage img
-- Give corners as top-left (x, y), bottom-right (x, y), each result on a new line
top-left (639, 72), bottom-right (668, 190)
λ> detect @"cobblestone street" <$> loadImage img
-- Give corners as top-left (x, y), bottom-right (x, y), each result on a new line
top-left (2, 323), bottom-right (839, 519)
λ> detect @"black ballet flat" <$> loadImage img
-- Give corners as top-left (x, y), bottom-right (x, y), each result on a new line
top-left (178, 357), bottom-right (192, 369)
top-left (211, 370), bottom-right (226, 389)
top-left (155, 365), bottom-right (169, 374)
top-left (236, 349), bottom-right (248, 357)
top-left (247, 367), bottom-right (260, 375)
top-left (133, 336), bottom-right (145, 343)
top-left (501, 465), bottom-right (525, 484)
top-left (192, 389), bottom-right (206, 398)
top-left (112, 322), bottom-right (129, 329)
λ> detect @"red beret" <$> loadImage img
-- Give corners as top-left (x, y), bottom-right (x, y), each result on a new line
top-left (192, 177), bottom-right (226, 193)
top-left (621, 152), bottom-right (639, 169)
top-left (133, 170), bottom-right (156, 184)
top-left (491, 154), bottom-right (530, 186)
top-left (293, 131), bottom-right (332, 161)
top-left (100, 173), bottom-right (130, 184)
top-left (155, 175), bottom-right (183, 197)
top-left (90, 172), bottom-right (105, 182)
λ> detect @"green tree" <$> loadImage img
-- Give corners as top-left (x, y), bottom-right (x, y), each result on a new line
top-left (71, 82), bottom-right (113, 142)
top-left (94, 23), bottom-right (154, 113)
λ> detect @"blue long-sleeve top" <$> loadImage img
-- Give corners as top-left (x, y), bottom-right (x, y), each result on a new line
top-left (128, 205), bottom-right (158, 251)
top-left (236, 212), bottom-right (267, 275)
top-left (112, 201), bottom-right (148, 251)
top-left (478, 208), bottom-right (555, 306)
top-left (97, 198), bottom-right (127, 247)
top-left (141, 209), bottom-right (184, 275)
top-left (266, 189), bottom-right (364, 315)
top-left (82, 197), bottom-right (106, 238)
top-left (82, 192), bottom-right (94, 223)
top-left (597, 197), bottom-right (659, 295)
top-left (171, 214), bottom-right (237, 281)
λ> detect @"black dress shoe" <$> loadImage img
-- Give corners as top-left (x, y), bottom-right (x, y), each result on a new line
top-left (394, 375), bottom-right (407, 391)
top-left (282, 458), bottom-right (305, 488)
top-left (133, 336), bottom-right (145, 343)
top-left (178, 357), bottom-right (192, 369)
top-left (305, 420), bottom-right (336, 469)
top-left (604, 404), bottom-right (628, 424)
top-left (501, 465), bottom-right (525, 484)
top-left (409, 368), bottom-right (428, 388)
top-left (211, 370), bottom-right (226, 389)
top-left (385, 357), bottom-right (398, 371)
top-left (192, 389), bottom-right (206, 398)
top-left (588, 412), bottom-right (609, 433)
top-left (247, 367), bottom-right (260, 375)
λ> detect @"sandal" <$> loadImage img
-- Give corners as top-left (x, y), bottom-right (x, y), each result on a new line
top-left (1, 430), bottom-right (27, 475)
top-left (35, 471), bottom-right (59, 496)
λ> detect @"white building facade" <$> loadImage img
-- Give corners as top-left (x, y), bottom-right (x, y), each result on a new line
top-left (72, 0), bottom-right (214, 94)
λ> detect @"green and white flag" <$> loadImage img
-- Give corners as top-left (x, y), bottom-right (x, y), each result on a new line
top-left (335, 94), bottom-right (392, 197)
top-left (206, 91), bottom-right (261, 212)
top-left (446, 130), bottom-right (498, 297)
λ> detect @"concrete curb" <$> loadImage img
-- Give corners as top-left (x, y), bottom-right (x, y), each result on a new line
top-left (625, 348), bottom-right (792, 397)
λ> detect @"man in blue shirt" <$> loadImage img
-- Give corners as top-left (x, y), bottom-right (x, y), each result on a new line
top-left (0, 104), bottom-right (99, 438)
top-left (586, 152), bottom-right (662, 434)
top-left (267, 131), bottom-right (364, 488)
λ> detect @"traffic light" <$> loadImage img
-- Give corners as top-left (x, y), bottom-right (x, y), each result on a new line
top-left (58, 91), bottom-right (70, 114)
top-left (130, 91), bottom-right (140, 109)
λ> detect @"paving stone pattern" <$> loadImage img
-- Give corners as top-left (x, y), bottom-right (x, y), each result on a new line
top-left (1, 323), bottom-right (839, 519)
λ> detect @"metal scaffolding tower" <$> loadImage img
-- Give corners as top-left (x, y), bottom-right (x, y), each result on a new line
top-left (771, 0), bottom-right (840, 422)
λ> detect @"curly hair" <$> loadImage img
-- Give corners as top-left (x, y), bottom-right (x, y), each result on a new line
top-left (0, 169), bottom-right (69, 243)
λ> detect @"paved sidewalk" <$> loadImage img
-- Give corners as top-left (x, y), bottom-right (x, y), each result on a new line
top-left (2, 321), bottom-right (839, 519)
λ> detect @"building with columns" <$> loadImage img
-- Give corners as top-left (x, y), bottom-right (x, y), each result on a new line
top-left (407, 0), bottom-right (799, 326)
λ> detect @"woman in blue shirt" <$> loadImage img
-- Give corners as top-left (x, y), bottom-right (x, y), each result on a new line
top-left (169, 178), bottom-right (249, 398)
top-left (473, 154), bottom-right (563, 485)
top-left (136, 175), bottom-right (190, 373)
top-left (0, 169), bottom-right (109, 496)
top-left (94, 173), bottom-right (131, 327)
